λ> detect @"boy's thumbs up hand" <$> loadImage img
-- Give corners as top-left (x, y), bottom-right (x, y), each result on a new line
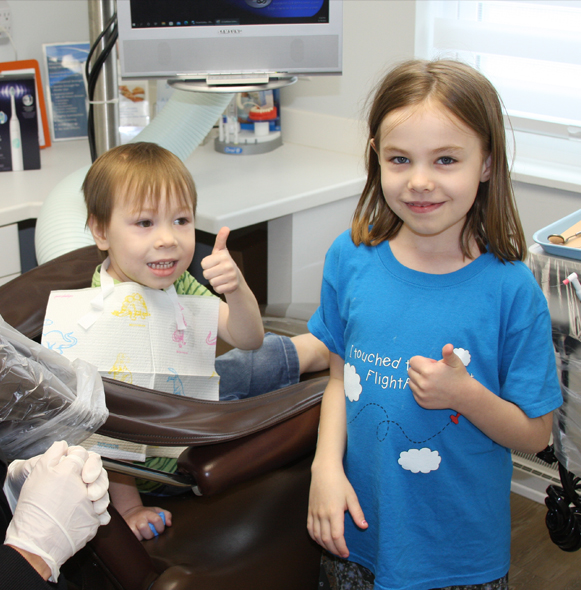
top-left (201, 227), bottom-right (241, 294)
top-left (212, 226), bottom-right (230, 254)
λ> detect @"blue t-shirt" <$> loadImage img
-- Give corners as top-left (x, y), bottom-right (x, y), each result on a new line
top-left (308, 230), bottom-right (562, 590)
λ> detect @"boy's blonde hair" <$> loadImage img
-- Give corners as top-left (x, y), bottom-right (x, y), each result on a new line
top-left (83, 142), bottom-right (197, 232)
top-left (352, 59), bottom-right (526, 262)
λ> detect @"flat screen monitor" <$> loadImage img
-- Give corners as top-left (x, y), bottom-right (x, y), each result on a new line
top-left (116, 0), bottom-right (343, 84)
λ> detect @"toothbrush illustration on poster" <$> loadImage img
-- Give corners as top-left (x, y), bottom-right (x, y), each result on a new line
top-left (43, 42), bottom-right (90, 141)
top-left (0, 73), bottom-right (41, 172)
top-left (8, 87), bottom-right (22, 170)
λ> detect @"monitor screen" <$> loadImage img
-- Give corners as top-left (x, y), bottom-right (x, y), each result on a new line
top-left (117, 0), bottom-right (342, 80)
top-left (129, 0), bottom-right (330, 27)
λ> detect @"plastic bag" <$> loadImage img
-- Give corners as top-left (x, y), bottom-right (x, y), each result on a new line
top-left (529, 245), bottom-right (581, 477)
top-left (0, 314), bottom-right (108, 461)
top-left (553, 352), bottom-right (581, 477)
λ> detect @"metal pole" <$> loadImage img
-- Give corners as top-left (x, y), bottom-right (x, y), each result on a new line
top-left (87, 0), bottom-right (119, 157)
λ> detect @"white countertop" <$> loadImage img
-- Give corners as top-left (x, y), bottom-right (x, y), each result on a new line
top-left (0, 140), bottom-right (92, 227)
top-left (186, 139), bottom-right (366, 233)
top-left (0, 137), bottom-right (366, 233)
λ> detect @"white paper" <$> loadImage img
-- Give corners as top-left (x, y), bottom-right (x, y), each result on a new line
top-left (80, 433), bottom-right (187, 462)
top-left (42, 282), bottom-right (220, 401)
top-left (81, 433), bottom-right (147, 462)
top-left (119, 79), bottom-right (150, 143)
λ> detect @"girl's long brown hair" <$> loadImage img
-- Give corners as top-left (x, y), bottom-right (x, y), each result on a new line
top-left (352, 60), bottom-right (526, 262)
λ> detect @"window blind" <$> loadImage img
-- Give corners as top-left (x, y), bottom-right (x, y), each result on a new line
top-left (420, 0), bottom-right (581, 140)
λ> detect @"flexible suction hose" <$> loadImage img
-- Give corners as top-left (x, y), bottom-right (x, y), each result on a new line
top-left (131, 90), bottom-right (233, 162)
top-left (35, 90), bottom-right (233, 265)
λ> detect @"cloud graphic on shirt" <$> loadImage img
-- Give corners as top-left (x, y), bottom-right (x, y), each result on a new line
top-left (398, 448), bottom-right (441, 473)
top-left (453, 347), bottom-right (471, 367)
top-left (344, 363), bottom-right (362, 402)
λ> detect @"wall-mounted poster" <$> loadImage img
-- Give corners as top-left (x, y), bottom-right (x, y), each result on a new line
top-left (0, 60), bottom-right (50, 150)
top-left (119, 80), bottom-right (150, 144)
top-left (43, 42), bottom-right (90, 141)
top-left (0, 71), bottom-right (41, 172)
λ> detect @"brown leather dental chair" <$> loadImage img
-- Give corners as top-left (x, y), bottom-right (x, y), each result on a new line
top-left (0, 245), bottom-right (326, 590)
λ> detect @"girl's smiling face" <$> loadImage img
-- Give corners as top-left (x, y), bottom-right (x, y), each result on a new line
top-left (89, 189), bottom-right (196, 289)
top-left (374, 100), bottom-right (491, 253)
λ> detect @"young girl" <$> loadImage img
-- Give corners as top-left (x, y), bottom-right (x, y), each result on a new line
top-left (307, 60), bottom-right (562, 590)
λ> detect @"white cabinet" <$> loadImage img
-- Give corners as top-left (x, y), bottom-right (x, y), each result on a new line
top-left (0, 223), bottom-right (20, 285)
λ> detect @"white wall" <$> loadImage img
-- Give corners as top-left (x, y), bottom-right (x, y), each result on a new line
top-left (0, 1), bottom-right (89, 67)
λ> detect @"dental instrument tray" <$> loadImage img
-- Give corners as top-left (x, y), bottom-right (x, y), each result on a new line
top-left (533, 209), bottom-right (581, 261)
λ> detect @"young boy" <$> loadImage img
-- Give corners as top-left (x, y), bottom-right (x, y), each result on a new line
top-left (82, 142), bottom-right (328, 540)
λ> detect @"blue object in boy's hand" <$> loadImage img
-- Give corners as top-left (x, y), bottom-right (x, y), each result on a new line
top-left (148, 511), bottom-right (166, 537)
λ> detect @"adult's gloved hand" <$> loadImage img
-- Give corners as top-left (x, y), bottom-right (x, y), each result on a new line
top-left (3, 454), bottom-right (42, 512)
top-left (5, 445), bottom-right (111, 526)
top-left (67, 445), bottom-right (111, 526)
top-left (4, 440), bottom-right (104, 582)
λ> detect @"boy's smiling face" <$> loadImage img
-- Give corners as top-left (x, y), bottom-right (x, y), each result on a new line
top-left (89, 189), bottom-right (196, 290)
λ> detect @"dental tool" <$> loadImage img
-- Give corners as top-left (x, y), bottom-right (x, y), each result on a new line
top-left (548, 232), bottom-right (581, 245)
top-left (563, 272), bottom-right (581, 302)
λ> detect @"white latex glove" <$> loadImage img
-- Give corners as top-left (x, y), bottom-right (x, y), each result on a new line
top-left (4, 446), bottom-right (110, 526)
top-left (4, 441), bottom-right (102, 582)
top-left (3, 455), bottom-right (42, 513)
top-left (67, 446), bottom-right (111, 525)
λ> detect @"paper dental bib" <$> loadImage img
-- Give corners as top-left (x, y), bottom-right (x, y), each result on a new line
top-left (42, 276), bottom-right (220, 401)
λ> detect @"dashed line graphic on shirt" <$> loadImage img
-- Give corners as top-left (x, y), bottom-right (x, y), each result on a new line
top-left (348, 402), bottom-right (447, 474)
top-left (348, 402), bottom-right (454, 444)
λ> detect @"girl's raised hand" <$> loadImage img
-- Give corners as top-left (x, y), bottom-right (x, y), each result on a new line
top-left (201, 227), bottom-right (241, 294)
top-left (307, 465), bottom-right (367, 558)
top-left (408, 343), bottom-right (470, 411)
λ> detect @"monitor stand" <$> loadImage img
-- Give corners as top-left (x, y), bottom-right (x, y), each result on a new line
top-left (167, 74), bottom-right (297, 94)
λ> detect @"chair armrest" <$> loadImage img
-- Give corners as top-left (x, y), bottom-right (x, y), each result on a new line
top-left (99, 376), bottom-right (326, 447)
top-left (100, 377), bottom-right (324, 495)
top-left (178, 402), bottom-right (321, 496)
